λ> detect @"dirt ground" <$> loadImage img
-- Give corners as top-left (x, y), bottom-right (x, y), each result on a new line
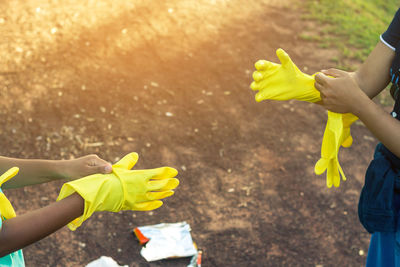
top-left (0, 0), bottom-right (388, 266)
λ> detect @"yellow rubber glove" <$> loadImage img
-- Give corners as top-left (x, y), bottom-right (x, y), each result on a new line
top-left (57, 152), bottom-right (179, 230)
top-left (250, 48), bottom-right (321, 103)
top-left (0, 167), bottom-right (19, 220)
top-left (314, 112), bottom-right (358, 187)
top-left (250, 48), bottom-right (359, 188)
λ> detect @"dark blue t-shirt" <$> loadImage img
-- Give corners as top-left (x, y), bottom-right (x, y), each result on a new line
top-left (381, 9), bottom-right (400, 120)
top-left (382, 8), bottom-right (400, 50)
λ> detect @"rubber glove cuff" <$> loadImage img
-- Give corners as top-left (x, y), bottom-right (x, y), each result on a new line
top-left (0, 167), bottom-right (19, 220)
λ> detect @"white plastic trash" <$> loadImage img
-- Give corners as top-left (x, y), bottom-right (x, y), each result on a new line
top-left (85, 256), bottom-right (128, 267)
top-left (137, 221), bottom-right (197, 262)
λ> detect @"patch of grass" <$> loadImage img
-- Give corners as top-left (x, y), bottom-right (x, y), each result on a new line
top-left (303, 0), bottom-right (398, 106)
top-left (299, 33), bottom-right (318, 41)
top-left (304, 0), bottom-right (398, 61)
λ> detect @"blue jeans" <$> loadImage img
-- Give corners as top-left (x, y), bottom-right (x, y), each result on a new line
top-left (366, 192), bottom-right (400, 266)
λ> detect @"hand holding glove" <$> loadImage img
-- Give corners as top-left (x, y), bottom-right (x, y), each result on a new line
top-left (57, 153), bottom-right (179, 230)
top-left (0, 167), bottom-right (19, 219)
top-left (250, 48), bottom-right (359, 188)
top-left (250, 48), bottom-right (321, 103)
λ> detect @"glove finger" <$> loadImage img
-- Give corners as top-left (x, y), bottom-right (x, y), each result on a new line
top-left (276, 48), bottom-right (296, 71)
top-left (337, 161), bottom-right (347, 181)
top-left (255, 90), bottom-right (272, 102)
top-left (254, 60), bottom-right (274, 71)
top-left (330, 160), bottom-right (340, 188)
top-left (250, 81), bottom-right (260, 91)
top-left (113, 152), bottom-right (139, 170)
top-left (326, 172), bottom-right (333, 188)
top-left (341, 135), bottom-right (353, 148)
top-left (148, 178), bottom-right (179, 191)
top-left (252, 71), bottom-right (264, 82)
top-left (146, 167), bottom-right (178, 180)
top-left (0, 167), bottom-right (19, 186)
top-left (133, 200), bottom-right (163, 211)
top-left (326, 160), bottom-right (335, 188)
top-left (314, 158), bottom-right (328, 175)
top-left (342, 113), bottom-right (358, 127)
top-left (146, 190), bottom-right (174, 200)
top-left (160, 178), bottom-right (180, 190)
top-left (124, 168), bottom-right (177, 185)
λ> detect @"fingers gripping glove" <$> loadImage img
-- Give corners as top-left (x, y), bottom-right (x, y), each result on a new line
top-left (0, 167), bottom-right (19, 220)
top-left (314, 112), bottom-right (358, 188)
top-left (57, 153), bottom-right (179, 231)
top-left (250, 48), bottom-right (321, 103)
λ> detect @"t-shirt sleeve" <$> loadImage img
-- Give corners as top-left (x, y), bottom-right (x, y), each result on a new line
top-left (381, 8), bottom-right (400, 50)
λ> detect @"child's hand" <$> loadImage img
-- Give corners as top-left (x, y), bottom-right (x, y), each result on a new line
top-left (314, 69), bottom-right (365, 115)
top-left (250, 48), bottom-right (320, 103)
top-left (61, 154), bottom-right (112, 181)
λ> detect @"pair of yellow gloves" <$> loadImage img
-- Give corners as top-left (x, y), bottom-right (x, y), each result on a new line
top-left (250, 48), bottom-right (358, 188)
top-left (0, 153), bottom-right (179, 231)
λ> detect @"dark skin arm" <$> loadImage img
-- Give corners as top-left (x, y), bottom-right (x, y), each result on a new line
top-left (0, 155), bottom-right (112, 189)
top-left (0, 193), bottom-right (84, 257)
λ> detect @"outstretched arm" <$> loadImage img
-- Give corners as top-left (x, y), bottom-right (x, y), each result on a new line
top-left (0, 193), bottom-right (84, 257)
top-left (1, 155), bottom-right (112, 189)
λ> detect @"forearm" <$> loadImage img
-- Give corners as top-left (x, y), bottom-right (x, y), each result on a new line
top-left (0, 193), bottom-right (84, 257)
top-left (0, 154), bottom-right (113, 189)
top-left (353, 93), bottom-right (400, 157)
top-left (0, 157), bottom-right (66, 189)
top-left (352, 41), bottom-right (393, 99)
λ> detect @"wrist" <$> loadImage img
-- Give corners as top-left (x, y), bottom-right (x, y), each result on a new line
top-left (51, 160), bottom-right (71, 180)
top-left (349, 90), bottom-right (372, 118)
